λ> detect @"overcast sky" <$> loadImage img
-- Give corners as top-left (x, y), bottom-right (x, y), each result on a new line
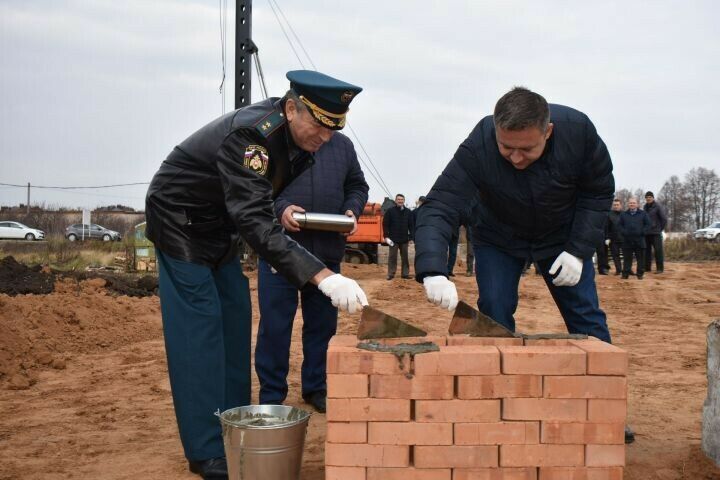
top-left (1, 0), bottom-right (719, 210)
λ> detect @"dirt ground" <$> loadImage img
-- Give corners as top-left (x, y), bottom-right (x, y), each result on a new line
top-left (1, 261), bottom-right (719, 479)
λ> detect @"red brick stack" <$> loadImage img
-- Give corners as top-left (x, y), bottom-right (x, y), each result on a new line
top-left (325, 335), bottom-right (627, 480)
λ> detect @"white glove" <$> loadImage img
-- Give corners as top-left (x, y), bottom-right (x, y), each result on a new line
top-left (385, 237), bottom-right (394, 247)
top-left (318, 274), bottom-right (369, 314)
top-left (605, 239), bottom-right (611, 246)
top-left (549, 251), bottom-right (583, 287)
top-left (423, 275), bottom-right (458, 310)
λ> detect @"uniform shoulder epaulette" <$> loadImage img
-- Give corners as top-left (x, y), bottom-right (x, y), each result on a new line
top-left (254, 110), bottom-right (285, 138)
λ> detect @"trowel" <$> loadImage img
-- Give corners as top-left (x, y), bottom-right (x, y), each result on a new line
top-left (448, 301), bottom-right (588, 340)
top-left (357, 306), bottom-right (428, 340)
top-left (449, 301), bottom-right (518, 337)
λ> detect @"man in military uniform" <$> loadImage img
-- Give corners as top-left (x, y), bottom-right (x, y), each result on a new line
top-left (145, 70), bottom-right (368, 479)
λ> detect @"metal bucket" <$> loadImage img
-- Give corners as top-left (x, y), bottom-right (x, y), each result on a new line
top-left (217, 405), bottom-right (312, 480)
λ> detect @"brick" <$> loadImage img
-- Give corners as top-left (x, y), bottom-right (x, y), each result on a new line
top-left (455, 422), bottom-right (540, 445)
top-left (330, 335), bottom-right (448, 347)
top-left (569, 340), bottom-right (628, 376)
top-left (325, 443), bottom-right (409, 467)
top-left (503, 399), bottom-right (587, 421)
top-left (538, 467), bottom-right (623, 480)
top-left (329, 335), bottom-right (361, 347)
top-left (369, 374), bottom-right (453, 399)
top-left (523, 339), bottom-right (572, 346)
top-left (416, 399), bottom-right (501, 423)
top-left (541, 422), bottom-right (624, 445)
top-left (500, 444), bottom-right (584, 467)
top-left (380, 335), bottom-right (448, 346)
top-left (500, 346), bottom-right (586, 375)
top-left (587, 400), bottom-right (626, 422)
top-left (367, 467), bottom-right (451, 480)
top-left (368, 422), bottom-right (452, 445)
top-left (453, 468), bottom-right (538, 480)
top-left (458, 375), bottom-right (542, 399)
top-left (414, 445), bottom-right (498, 468)
top-left (326, 466), bottom-right (366, 480)
top-left (447, 336), bottom-right (524, 346)
top-left (585, 445), bottom-right (625, 467)
top-left (543, 376), bottom-right (626, 399)
top-left (327, 347), bottom-right (404, 374)
top-left (414, 346), bottom-right (501, 375)
top-left (327, 422), bottom-right (367, 443)
top-left (326, 398), bottom-right (410, 421)
top-left (328, 374), bottom-right (369, 398)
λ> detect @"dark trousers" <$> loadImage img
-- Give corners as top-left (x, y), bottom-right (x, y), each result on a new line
top-left (644, 234), bottom-right (664, 272)
top-left (622, 246), bottom-right (645, 276)
top-left (609, 241), bottom-right (622, 273)
top-left (388, 242), bottom-right (409, 278)
top-left (448, 231), bottom-right (459, 275)
top-left (157, 250), bottom-right (251, 461)
top-left (596, 244), bottom-right (610, 272)
top-left (473, 245), bottom-right (611, 343)
top-left (255, 259), bottom-right (340, 404)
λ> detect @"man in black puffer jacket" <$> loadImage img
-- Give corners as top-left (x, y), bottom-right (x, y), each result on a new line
top-left (643, 191), bottom-right (667, 273)
top-left (383, 194), bottom-right (415, 279)
top-left (415, 87), bottom-right (614, 343)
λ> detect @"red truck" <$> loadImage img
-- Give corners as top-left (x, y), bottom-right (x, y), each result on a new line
top-left (344, 200), bottom-right (395, 264)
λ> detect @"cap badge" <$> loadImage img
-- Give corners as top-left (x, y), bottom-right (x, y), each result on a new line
top-left (340, 91), bottom-right (354, 104)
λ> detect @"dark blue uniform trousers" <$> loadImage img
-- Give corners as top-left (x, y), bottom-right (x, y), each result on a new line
top-left (473, 245), bottom-right (612, 343)
top-left (255, 259), bottom-right (339, 404)
top-left (156, 250), bottom-right (251, 461)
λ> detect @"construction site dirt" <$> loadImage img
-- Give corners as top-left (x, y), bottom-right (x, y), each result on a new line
top-left (0, 262), bottom-right (718, 479)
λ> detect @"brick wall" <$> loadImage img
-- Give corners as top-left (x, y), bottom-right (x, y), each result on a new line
top-left (325, 335), bottom-right (627, 480)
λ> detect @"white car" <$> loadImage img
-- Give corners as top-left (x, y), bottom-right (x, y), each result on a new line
top-left (0, 221), bottom-right (45, 241)
top-left (694, 222), bottom-right (720, 242)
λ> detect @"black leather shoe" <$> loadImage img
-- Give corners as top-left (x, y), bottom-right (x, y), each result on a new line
top-left (188, 457), bottom-right (228, 479)
top-left (401, 275), bottom-right (412, 279)
top-left (448, 272), bottom-right (456, 277)
top-left (621, 274), bottom-right (629, 279)
top-left (654, 270), bottom-right (664, 274)
top-left (625, 425), bottom-right (636, 444)
top-left (303, 390), bottom-right (327, 413)
top-left (637, 274), bottom-right (644, 279)
top-left (386, 275), bottom-right (394, 280)
top-left (598, 270), bottom-right (609, 275)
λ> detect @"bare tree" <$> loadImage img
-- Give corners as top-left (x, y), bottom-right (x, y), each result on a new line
top-left (684, 167), bottom-right (720, 229)
top-left (658, 175), bottom-right (692, 231)
top-left (615, 188), bottom-right (634, 207)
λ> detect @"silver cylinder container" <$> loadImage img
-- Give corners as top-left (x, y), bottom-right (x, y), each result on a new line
top-left (291, 212), bottom-right (355, 233)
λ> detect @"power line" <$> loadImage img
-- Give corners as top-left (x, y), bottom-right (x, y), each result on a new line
top-left (0, 182), bottom-right (149, 190)
top-left (266, 0), bottom-right (305, 68)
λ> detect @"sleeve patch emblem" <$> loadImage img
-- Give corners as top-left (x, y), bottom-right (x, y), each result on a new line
top-left (243, 145), bottom-right (269, 176)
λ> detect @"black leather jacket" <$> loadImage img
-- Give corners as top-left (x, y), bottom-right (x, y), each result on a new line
top-left (145, 97), bottom-right (325, 287)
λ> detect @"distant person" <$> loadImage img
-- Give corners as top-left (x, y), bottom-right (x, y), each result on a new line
top-left (383, 193), bottom-right (415, 280)
top-left (606, 198), bottom-right (624, 275)
top-left (412, 196), bottom-right (426, 236)
top-left (145, 70), bottom-right (368, 479)
top-left (255, 133), bottom-right (368, 414)
top-left (619, 197), bottom-right (650, 279)
top-left (643, 191), bottom-right (667, 274)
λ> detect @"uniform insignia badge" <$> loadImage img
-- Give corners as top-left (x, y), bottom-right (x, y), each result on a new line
top-left (243, 145), bottom-right (269, 176)
top-left (340, 91), bottom-right (354, 104)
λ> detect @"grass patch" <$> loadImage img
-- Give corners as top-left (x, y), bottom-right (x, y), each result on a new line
top-left (0, 235), bottom-right (129, 271)
top-left (664, 237), bottom-right (720, 261)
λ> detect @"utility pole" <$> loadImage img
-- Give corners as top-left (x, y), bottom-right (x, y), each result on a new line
top-left (235, 1), bottom-right (252, 109)
top-left (26, 183), bottom-right (30, 213)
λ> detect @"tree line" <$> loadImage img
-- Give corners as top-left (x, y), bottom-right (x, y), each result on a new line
top-left (616, 167), bottom-right (719, 232)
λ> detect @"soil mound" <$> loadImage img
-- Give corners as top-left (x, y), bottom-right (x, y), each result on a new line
top-left (0, 256), bottom-right (55, 295)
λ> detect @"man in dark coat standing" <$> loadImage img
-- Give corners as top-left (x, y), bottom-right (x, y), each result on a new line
top-left (383, 193), bottom-right (415, 279)
top-left (606, 198), bottom-right (624, 275)
top-left (255, 132), bottom-right (368, 413)
top-left (415, 87), bottom-right (614, 343)
top-left (619, 197), bottom-right (651, 279)
top-left (643, 191), bottom-right (667, 273)
top-left (145, 70), bottom-right (369, 479)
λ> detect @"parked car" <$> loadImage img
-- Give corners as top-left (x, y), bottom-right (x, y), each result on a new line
top-left (694, 222), bottom-right (720, 242)
top-left (0, 221), bottom-right (45, 241)
top-left (65, 224), bottom-right (122, 242)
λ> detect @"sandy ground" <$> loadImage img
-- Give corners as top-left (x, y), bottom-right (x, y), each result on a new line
top-left (1, 261), bottom-right (719, 479)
